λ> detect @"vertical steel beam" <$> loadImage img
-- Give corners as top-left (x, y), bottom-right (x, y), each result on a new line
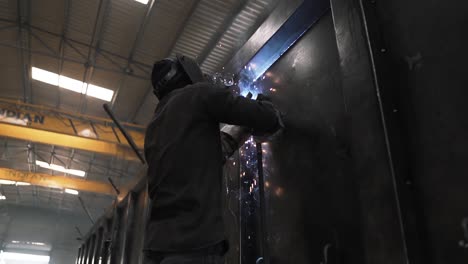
top-left (91, 227), bottom-right (104, 264)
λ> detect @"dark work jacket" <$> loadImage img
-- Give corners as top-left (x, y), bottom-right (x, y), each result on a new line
top-left (143, 82), bottom-right (279, 252)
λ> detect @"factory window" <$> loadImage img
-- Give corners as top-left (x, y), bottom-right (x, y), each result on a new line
top-left (65, 188), bottom-right (79, 195)
top-left (35, 160), bottom-right (86, 177)
top-left (0, 251), bottom-right (50, 264)
top-left (31, 67), bottom-right (114, 102)
top-left (134, 0), bottom-right (149, 4)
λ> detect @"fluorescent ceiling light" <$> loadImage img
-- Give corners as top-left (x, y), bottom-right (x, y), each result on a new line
top-left (10, 241), bottom-right (46, 246)
top-left (86, 84), bottom-right (114, 101)
top-left (0, 251), bottom-right (50, 262)
top-left (36, 160), bottom-right (86, 177)
top-left (15, 182), bottom-right (31, 186)
top-left (0, 180), bottom-right (31, 186)
top-left (64, 188), bottom-right (79, 195)
top-left (0, 180), bottom-right (16, 185)
top-left (59, 75), bottom-right (86, 93)
top-left (31, 67), bottom-right (114, 101)
top-left (134, 0), bottom-right (149, 4)
top-left (31, 67), bottom-right (58, 86)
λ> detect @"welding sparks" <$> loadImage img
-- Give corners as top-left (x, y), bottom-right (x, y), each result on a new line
top-left (275, 187), bottom-right (284, 197)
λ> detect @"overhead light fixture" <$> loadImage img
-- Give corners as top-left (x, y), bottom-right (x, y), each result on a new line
top-left (15, 182), bottom-right (31, 186)
top-left (86, 84), bottom-right (114, 101)
top-left (11, 241), bottom-right (46, 246)
top-left (134, 0), bottom-right (149, 4)
top-left (0, 251), bottom-right (50, 262)
top-left (0, 180), bottom-right (30, 186)
top-left (31, 67), bottom-right (114, 102)
top-left (0, 180), bottom-right (16, 185)
top-left (35, 160), bottom-right (86, 177)
top-left (64, 188), bottom-right (79, 195)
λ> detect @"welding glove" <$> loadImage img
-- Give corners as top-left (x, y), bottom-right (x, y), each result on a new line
top-left (252, 94), bottom-right (285, 143)
top-left (220, 125), bottom-right (252, 163)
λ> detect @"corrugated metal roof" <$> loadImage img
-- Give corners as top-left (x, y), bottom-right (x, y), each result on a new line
top-left (200, 0), bottom-right (278, 73)
top-left (100, 0), bottom-right (147, 56)
top-left (0, 0), bottom-right (16, 21)
top-left (133, 0), bottom-right (196, 66)
top-left (67, 0), bottom-right (100, 45)
top-left (170, 0), bottom-right (238, 59)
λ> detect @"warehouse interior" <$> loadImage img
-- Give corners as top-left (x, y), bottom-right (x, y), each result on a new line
top-left (0, 0), bottom-right (467, 263)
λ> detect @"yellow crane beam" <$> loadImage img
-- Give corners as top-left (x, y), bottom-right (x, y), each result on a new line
top-left (0, 122), bottom-right (138, 161)
top-left (0, 98), bottom-right (146, 161)
top-left (0, 167), bottom-right (125, 196)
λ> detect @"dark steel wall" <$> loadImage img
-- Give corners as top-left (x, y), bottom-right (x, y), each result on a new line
top-left (356, 0), bottom-right (468, 263)
top-left (256, 13), bottom-right (364, 264)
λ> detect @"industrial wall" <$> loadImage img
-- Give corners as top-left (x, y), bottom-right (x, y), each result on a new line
top-left (1, 204), bottom-right (91, 264)
top-left (367, 0), bottom-right (468, 263)
top-left (258, 12), bottom-right (363, 263)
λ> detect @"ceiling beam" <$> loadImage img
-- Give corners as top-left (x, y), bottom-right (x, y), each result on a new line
top-left (17, 0), bottom-right (32, 103)
top-left (128, 0), bottom-right (203, 123)
top-left (0, 123), bottom-right (141, 162)
top-left (79, 0), bottom-right (112, 113)
top-left (56, 0), bottom-right (72, 108)
top-left (0, 18), bottom-right (153, 69)
top-left (110, 0), bottom-right (157, 110)
top-left (0, 42), bottom-right (150, 81)
top-left (196, 0), bottom-right (249, 66)
top-left (0, 167), bottom-right (120, 196)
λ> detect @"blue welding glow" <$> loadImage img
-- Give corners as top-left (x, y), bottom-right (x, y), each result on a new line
top-left (236, 1), bottom-right (330, 260)
top-left (237, 0), bottom-right (330, 97)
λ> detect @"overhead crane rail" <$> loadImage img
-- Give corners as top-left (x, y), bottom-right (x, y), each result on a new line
top-left (0, 98), bottom-right (145, 161)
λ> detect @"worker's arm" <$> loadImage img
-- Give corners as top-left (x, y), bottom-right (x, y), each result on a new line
top-left (202, 84), bottom-right (281, 135)
top-left (201, 84), bottom-right (282, 163)
top-left (220, 125), bottom-right (251, 163)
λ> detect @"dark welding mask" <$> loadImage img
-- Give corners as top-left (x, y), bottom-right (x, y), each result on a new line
top-left (151, 55), bottom-right (205, 99)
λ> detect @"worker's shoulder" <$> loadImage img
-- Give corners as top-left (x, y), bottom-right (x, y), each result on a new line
top-left (183, 82), bottom-right (216, 93)
top-left (173, 82), bottom-right (218, 100)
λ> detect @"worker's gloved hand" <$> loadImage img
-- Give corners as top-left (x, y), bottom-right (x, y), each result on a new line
top-left (252, 94), bottom-right (285, 143)
top-left (220, 125), bottom-right (252, 163)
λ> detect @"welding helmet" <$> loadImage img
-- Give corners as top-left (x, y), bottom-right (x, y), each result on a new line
top-left (151, 55), bottom-right (205, 99)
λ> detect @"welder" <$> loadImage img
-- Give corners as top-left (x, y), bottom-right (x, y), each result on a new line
top-left (143, 55), bottom-right (282, 264)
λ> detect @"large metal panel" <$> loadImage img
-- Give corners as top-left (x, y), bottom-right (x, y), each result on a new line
top-left (354, 0), bottom-right (468, 263)
top-left (254, 12), bottom-right (364, 264)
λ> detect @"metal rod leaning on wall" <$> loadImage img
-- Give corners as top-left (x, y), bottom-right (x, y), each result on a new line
top-left (256, 141), bottom-right (269, 264)
top-left (358, 1), bottom-right (409, 262)
top-left (103, 103), bottom-right (146, 164)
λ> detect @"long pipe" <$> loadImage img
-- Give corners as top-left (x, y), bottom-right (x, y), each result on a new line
top-left (103, 104), bottom-right (146, 164)
top-left (256, 142), bottom-right (269, 263)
